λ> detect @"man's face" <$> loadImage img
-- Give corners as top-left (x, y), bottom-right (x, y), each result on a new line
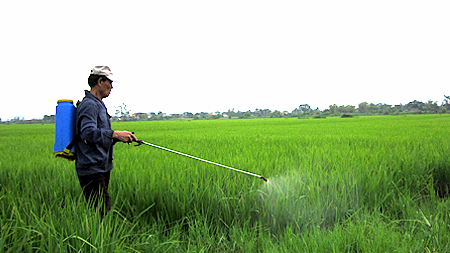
top-left (99, 78), bottom-right (113, 98)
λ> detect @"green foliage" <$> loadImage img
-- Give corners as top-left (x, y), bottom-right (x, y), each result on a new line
top-left (114, 103), bottom-right (131, 121)
top-left (2, 115), bottom-right (450, 251)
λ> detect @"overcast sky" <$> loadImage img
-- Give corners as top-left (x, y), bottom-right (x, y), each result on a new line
top-left (1, 0), bottom-right (449, 120)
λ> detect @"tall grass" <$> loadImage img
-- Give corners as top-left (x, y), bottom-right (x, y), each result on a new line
top-left (1, 115), bottom-right (450, 251)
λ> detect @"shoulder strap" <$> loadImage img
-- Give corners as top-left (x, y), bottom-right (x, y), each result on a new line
top-left (62, 100), bottom-right (81, 158)
top-left (65, 135), bottom-right (79, 150)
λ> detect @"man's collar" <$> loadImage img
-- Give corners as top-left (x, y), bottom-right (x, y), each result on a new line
top-left (84, 90), bottom-right (106, 107)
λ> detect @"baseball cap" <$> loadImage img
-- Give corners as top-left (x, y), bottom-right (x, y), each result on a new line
top-left (90, 66), bottom-right (116, 82)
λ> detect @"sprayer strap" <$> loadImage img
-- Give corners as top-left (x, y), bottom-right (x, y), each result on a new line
top-left (65, 134), bottom-right (79, 151)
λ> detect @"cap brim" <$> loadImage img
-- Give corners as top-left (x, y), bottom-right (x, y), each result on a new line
top-left (105, 75), bottom-right (117, 82)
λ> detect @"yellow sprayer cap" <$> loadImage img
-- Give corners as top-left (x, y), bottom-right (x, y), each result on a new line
top-left (57, 99), bottom-right (73, 103)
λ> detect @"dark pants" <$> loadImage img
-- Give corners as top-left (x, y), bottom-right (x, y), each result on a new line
top-left (78, 171), bottom-right (111, 217)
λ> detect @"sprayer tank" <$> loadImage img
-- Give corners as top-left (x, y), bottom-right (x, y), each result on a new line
top-left (53, 99), bottom-right (76, 153)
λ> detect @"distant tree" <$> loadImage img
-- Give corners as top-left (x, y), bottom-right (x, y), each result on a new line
top-left (254, 108), bottom-right (261, 117)
top-left (423, 100), bottom-right (439, 113)
top-left (394, 104), bottom-right (404, 113)
top-left (271, 110), bottom-right (282, 118)
top-left (194, 112), bottom-right (209, 120)
top-left (358, 102), bottom-right (368, 114)
top-left (313, 107), bottom-right (321, 115)
top-left (442, 96), bottom-right (450, 111)
top-left (43, 115), bottom-right (55, 123)
top-left (183, 112), bottom-right (194, 118)
top-left (376, 103), bottom-right (392, 115)
top-left (243, 110), bottom-right (252, 118)
top-left (405, 100), bottom-right (424, 112)
top-left (227, 108), bottom-right (236, 118)
top-left (337, 105), bottom-right (356, 114)
top-left (11, 116), bottom-right (25, 123)
top-left (260, 109), bottom-right (271, 117)
top-left (299, 104), bottom-right (312, 114)
top-left (115, 103), bottom-right (131, 121)
top-left (212, 112), bottom-right (222, 119)
top-left (329, 104), bottom-right (338, 115)
top-left (134, 113), bottom-right (149, 120)
top-left (171, 114), bottom-right (182, 119)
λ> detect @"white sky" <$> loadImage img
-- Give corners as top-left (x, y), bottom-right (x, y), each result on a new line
top-left (0, 1), bottom-right (449, 120)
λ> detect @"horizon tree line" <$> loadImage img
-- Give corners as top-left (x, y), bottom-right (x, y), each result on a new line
top-left (3, 96), bottom-right (450, 124)
top-left (112, 96), bottom-right (450, 121)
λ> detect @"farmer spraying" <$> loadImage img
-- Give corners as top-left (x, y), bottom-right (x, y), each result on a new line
top-left (75, 66), bottom-right (137, 217)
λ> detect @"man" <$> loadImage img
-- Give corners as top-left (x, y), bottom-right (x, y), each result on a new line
top-left (75, 66), bottom-right (136, 217)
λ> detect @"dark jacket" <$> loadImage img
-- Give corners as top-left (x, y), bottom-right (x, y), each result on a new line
top-left (75, 90), bottom-right (115, 176)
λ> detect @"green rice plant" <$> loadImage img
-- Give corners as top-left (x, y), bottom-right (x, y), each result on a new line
top-left (2, 115), bottom-right (450, 251)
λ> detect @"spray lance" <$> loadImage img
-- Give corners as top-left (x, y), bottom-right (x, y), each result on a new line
top-left (131, 133), bottom-right (268, 182)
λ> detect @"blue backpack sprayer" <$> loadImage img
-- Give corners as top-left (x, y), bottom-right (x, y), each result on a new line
top-left (53, 99), bottom-right (268, 182)
top-left (53, 99), bottom-right (77, 161)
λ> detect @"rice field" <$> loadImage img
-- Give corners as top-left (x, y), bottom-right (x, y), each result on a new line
top-left (1, 114), bottom-right (450, 252)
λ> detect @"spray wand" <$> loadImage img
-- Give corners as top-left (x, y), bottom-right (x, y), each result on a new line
top-left (132, 136), bottom-right (268, 182)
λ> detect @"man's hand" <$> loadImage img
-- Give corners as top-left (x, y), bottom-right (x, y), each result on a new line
top-left (112, 131), bottom-right (137, 144)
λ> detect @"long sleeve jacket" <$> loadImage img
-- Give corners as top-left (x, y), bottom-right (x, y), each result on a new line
top-left (75, 90), bottom-right (115, 176)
